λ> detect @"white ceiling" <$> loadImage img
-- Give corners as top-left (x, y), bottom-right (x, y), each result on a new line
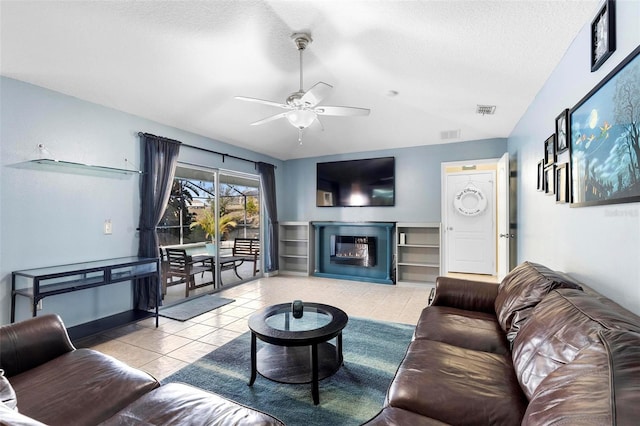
top-left (1, 0), bottom-right (599, 160)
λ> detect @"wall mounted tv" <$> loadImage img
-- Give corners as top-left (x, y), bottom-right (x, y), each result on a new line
top-left (316, 157), bottom-right (395, 207)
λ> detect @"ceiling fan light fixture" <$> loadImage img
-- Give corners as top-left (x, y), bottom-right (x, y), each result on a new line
top-left (235, 32), bottom-right (370, 142)
top-left (286, 109), bottom-right (316, 129)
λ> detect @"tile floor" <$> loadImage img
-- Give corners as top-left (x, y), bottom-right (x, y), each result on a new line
top-left (77, 273), bottom-right (497, 381)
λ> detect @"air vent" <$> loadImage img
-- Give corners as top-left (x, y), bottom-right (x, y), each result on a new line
top-left (476, 105), bottom-right (496, 115)
top-left (440, 129), bottom-right (461, 140)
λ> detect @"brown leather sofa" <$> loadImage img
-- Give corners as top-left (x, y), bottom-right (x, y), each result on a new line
top-left (0, 314), bottom-right (283, 426)
top-left (366, 261), bottom-right (640, 425)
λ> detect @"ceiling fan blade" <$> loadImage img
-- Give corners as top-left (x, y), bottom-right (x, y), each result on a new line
top-left (235, 96), bottom-right (291, 109)
top-left (249, 112), bottom-right (288, 126)
top-left (300, 82), bottom-right (333, 107)
top-left (315, 105), bottom-right (371, 117)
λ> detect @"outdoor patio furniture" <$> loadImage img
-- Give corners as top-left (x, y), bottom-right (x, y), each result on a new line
top-left (232, 238), bottom-right (260, 276)
top-left (161, 248), bottom-right (214, 297)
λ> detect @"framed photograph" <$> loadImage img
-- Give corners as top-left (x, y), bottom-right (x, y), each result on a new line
top-left (555, 109), bottom-right (569, 153)
top-left (537, 160), bottom-right (545, 191)
top-left (570, 45), bottom-right (640, 207)
top-left (591, 0), bottom-right (616, 72)
top-left (555, 163), bottom-right (569, 204)
top-left (544, 165), bottom-right (555, 196)
top-left (544, 134), bottom-right (556, 166)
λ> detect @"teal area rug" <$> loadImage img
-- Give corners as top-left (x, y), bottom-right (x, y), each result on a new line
top-left (159, 294), bottom-right (235, 321)
top-left (163, 317), bottom-right (414, 425)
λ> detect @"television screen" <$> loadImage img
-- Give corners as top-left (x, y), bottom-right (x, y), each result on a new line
top-left (316, 157), bottom-right (395, 207)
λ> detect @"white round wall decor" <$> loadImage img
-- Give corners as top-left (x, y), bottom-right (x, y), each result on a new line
top-left (453, 185), bottom-right (487, 216)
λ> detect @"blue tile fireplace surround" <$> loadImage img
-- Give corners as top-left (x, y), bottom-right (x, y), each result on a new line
top-left (312, 222), bottom-right (394, 284)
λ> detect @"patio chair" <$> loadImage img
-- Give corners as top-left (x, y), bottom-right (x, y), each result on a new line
top-left (162, 248), bottom-right (214, 297)
top-left (232, 238), bottom-right (260, 276)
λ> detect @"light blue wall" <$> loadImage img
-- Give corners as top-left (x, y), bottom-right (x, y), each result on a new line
top-left (508, 1), bottom-right (640, 314)
top-left (0, 77), bottom-right (283, 326)
top-left (281, 139), bottom-right (507, 223)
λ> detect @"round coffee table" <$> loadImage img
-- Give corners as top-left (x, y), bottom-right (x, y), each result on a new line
top-left (248, 302), bottom-right (348, 405)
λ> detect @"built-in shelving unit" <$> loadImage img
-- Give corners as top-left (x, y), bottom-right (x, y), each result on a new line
top-left (396, 223), bottom-right (441, 287)
top-left (278, 222), bottom-right (311, 276)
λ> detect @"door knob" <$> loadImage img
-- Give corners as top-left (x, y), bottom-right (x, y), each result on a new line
top-left (499, 233), bottom-right (510, 238)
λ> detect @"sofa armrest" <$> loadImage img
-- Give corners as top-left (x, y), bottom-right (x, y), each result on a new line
top-left (431, 276), bottom-right (498, 313)
top-left (0, 314), bottom-right (75, 377)
top-left (0, 402), bottom-right (48, 426)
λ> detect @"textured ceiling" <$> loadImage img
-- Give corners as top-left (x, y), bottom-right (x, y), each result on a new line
top-left (1, 0), bottom-right (599, 160)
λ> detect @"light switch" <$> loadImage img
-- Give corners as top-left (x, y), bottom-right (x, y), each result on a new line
top-left (104, 219), bottom-right (112, 235)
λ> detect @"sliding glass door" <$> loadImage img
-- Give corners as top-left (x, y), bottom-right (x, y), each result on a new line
top-left (157, 165), bottom-right (261, 304)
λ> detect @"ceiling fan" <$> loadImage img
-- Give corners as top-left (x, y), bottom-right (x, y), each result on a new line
top-left (235, 33), bottom-right (370, 143)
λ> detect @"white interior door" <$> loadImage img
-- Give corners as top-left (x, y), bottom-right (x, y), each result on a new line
top-left (497, 152), bottom-right (510, 280)
top-left (445, 171), bottom-right (495, 274)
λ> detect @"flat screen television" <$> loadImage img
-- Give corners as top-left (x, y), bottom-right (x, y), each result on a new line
top-left (316, 157), bottom-right (395, 207)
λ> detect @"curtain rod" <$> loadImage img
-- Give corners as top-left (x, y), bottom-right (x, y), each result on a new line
top-left (137, 132), bottom-right (276, 169)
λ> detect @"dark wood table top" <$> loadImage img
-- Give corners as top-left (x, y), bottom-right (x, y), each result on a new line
top-left (248, 302), bottom-right (348, 347)
top-left (191, 255), bottom-right (245, 264)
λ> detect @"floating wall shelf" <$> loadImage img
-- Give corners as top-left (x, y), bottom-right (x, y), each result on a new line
top-left (23, 159), bottom-right (142, 176)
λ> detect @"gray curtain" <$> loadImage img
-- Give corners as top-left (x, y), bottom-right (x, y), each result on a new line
top-left (135, 133), bottom-right (181, 310)
top-left (257, 162), bottom-right (279, 273)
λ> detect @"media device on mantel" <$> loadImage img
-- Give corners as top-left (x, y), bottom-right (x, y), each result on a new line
top-left (316, 157), bottom-right (395, 207)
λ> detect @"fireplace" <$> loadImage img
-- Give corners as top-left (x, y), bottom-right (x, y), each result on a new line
top-left (330, 235), bottom-right (376, 267)
top-left (312, 222), bottom-right (394, 284)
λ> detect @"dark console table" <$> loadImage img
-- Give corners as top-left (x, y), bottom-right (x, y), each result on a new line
top-left (11, 256), bottom-right (160, 340)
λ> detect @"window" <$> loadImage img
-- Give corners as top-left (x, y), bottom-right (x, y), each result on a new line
top-left (157, 166), bottom-right (261, 250)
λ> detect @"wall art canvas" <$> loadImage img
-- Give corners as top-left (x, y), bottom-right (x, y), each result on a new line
top-left (556, 163), bottom-right (569, 204)
top-left (555, 109), bottom-right (569, 153)
top-left (591, 0), bottom-right (616, 72)
top-left (537, 160), bottom-right (545, 191)
top-left (544, 134), bottom-right (556, 166)
top-left (544, 165), bottom-right (555, 196)
top-left (570, 46), bottom-right (640, 207)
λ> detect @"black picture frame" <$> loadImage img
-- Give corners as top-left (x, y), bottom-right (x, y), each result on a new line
top-left (544, 134), bottom-right (556, 166)
top-left (537, 160), bottom-right (545, 192)
top-left (544, 165), bottom-right (555, 196)
top-left (555, 163), bottom-right (569, 204)
top-left (555, 109), bottom-right (569, 153)
top-left (591, 0), bottom-right (616, 72)
top-left (570, 45), bottom-right (640, 207)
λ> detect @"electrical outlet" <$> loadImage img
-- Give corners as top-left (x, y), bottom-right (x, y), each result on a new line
top-left (37, 300), bottom-right (43, 310)
top-left (104, 219), bottom-right (112, 235)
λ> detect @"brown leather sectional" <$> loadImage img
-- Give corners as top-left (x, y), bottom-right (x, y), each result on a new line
top-left (3, 261), bottom-right (639, 425)
top-left (0, 314), bottom-right (283, 426)
top-left (366, 261), bottom-right (640, 425)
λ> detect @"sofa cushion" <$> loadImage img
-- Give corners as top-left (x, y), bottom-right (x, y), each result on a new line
top-left (414, 306), bottom-right (509, 354)
top-left (523, 329), bottom-right (640, 425)
top-left (494, 261), bottom-right (582, 343)
top-left (99, 382), bottom-right (284, 426)
top-left (512, 289), bottom-right (640, 399)
top-left (0, 370), bottom-right (17, 411)
top-left (386, 339), bottom-right (527, 425)
top-left (364, 407), bottom-right (451, 425)
top-left (9, 348), bottom-right (159, 426)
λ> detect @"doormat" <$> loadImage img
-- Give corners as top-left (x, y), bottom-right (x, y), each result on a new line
top-left (159, 294), bottom-right (235, 321)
